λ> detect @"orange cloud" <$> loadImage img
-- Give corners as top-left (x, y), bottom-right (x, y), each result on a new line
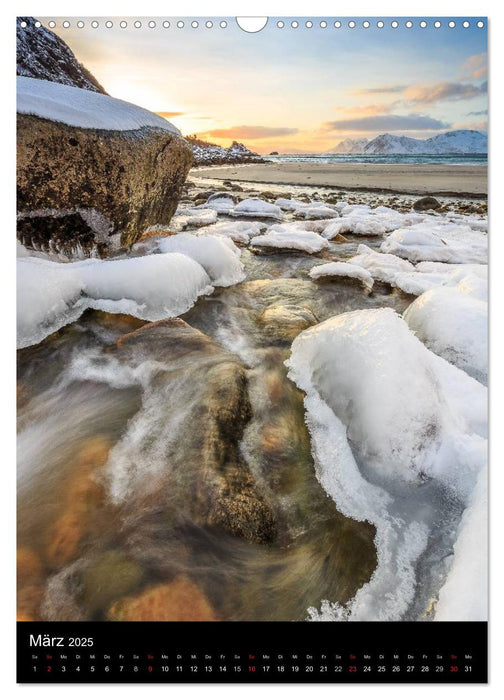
top-left (402, 81), bottom-right (486, 105)
top-left (460, 53), bottom-right (487, 80)
top-left (156, 111), bottom-right (185, 118)
top-left (336, 103), bottom-right (392, 117)
top-left (205, 125), bottom-right (299, 140)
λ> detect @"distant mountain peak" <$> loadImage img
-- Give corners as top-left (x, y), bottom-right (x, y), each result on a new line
top-left (326, 130), bottom-right (486, 155)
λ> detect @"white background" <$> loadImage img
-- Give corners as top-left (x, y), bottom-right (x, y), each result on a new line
top-left (1, 1), bottom-right (501, 698)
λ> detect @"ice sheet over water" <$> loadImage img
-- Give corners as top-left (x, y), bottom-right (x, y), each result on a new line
top-left (286, 308), bottom-right (487, 621)
top-left (17, 253), bottom-right (214, 348)
top-left (157, 233), bottom-right (245, 287)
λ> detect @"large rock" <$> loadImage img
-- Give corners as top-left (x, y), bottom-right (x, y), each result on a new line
top-left (17, 17), bottom-right (105, 93)
top-left (17, 112), bottom-right (193, 254)
top-left (16, 19), bottom-right (193, 255)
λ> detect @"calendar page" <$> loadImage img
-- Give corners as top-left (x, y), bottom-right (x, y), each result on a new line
top-left (16, 15), bottom-right (488, 684)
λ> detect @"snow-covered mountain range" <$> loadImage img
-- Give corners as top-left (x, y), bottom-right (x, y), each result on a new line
top-left (326, 138), bottom-right (370, 154)
top-left (327, 130), bottom-right (487, 155)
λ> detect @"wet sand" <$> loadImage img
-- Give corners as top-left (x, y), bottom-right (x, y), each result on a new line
top-left (193, 162), bottom-right (487, 198)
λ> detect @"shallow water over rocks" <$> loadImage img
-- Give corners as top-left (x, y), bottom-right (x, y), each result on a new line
top-left (17, 245), bottom-right (413, 621)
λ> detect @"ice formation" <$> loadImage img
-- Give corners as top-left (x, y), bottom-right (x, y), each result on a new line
top-left (286, 308), bottom-right (487, 621)
top-left (403, 280), bottom-right (488, 384)
top-left (17, 253), bottom-right (214, 348)
top-left (251, 224), bottom-right (329, 253)
top-left (171, 208), bottom-right (218, 229)
top-left (230, 198), bottom-right (283, 220)
top-left (348, 243), bottom-right (415, 284)
top-left (309, 261), bottom-right (374, 291)
top-left (381, 221), bottom-right (487, 264)
top-left (196, 220), bottom-right (266, 244)
top-left (158, 233), bottom-right (245, 286)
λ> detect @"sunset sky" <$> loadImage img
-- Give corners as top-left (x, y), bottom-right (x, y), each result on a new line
top-left (47, 17), bottom-right (487, 153)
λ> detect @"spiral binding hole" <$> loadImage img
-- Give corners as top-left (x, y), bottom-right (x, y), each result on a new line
top-left (28, 18), bottom-right (486, 33)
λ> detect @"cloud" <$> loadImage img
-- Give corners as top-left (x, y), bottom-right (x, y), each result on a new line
top-left (460, 53), bottom-right (487, 80)
top-left (156, 111), bottom-right (185, 118)
top-left (336, 103), bottom-right (392, 117)
top-left (206, 125), bottom-right (299, 139)
top-left (452, 120), bottom-right (487, 133)
top-left (353, 85), bottom-right (406, 95)
top-left (467, 109), bottom-right (488, 117)
top-left (402, 81), bottom-right (487, 105)
top-left (324, 114), bottom-right (450, 132)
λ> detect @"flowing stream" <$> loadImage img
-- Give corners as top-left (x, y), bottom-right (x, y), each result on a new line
top-left (18, 240), bottom-right (415, 622)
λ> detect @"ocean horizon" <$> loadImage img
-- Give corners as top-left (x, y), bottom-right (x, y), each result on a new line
top-left (263, 153), bottom-right (487, 165)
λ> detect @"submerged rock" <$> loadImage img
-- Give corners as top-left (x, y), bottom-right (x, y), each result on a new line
top-left (80, 550), bottom-right (144, 614)
top-left (257, 304), bottom-right (318, 342)
top-left (44, 437), bottom-right (111, 568)
top-left (108, 320), bottom-right (276, 543)
top-left (108, 576), bottom-right (218, 621)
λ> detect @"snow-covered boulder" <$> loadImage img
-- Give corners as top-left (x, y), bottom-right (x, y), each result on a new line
top-left (393, 262), bottom-right (487, 297)
top-left (196, 220), bottom-right (266, 245)
top-left (274, 198), bottom-right (307, 211)
top-left (230, 198), bottom-right (283, 220)
top-left (198, 193), bottom-right (236, 213)
top-left (171, 208), bottom-right (218, 230)
top-left (309, 261), bottom-right (374, 291)
top-left (323, 216), bottom-right (387, 238)
top-left (17, 76), bottom-right (192, 255)
top-left (381, 222), bottom-right (487, 264)
top-left (251, 224), bottom-right (328, 253)
top-left (404, 281), bottom-right (487, 384)
top-left (295, 203), bottom-right (339, 220)
top-left (348, 243), bottom-right (415, 284)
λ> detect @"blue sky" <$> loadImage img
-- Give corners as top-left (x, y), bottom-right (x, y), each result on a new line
top-left (46, 16), bottom-right (488, 152)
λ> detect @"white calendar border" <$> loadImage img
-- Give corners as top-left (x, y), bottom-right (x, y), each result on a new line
top-left (1, 1), bottom-right (501, 698)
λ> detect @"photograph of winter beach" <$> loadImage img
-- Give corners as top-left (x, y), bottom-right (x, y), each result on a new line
top-left (17, 17), bottom-right (487, 624)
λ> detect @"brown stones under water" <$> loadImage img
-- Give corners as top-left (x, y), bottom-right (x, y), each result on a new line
top-left (108, 576), bottom-right (218, 622)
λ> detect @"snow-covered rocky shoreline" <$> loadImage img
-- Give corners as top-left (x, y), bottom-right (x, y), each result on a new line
top-left (18, 178), bottom-right (488, 623)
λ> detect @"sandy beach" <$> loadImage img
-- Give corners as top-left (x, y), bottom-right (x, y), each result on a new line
top-left (193, 162), bottom-right (487, 198)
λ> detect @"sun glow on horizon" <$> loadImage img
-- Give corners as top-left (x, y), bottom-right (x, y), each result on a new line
top-left (50, 19), bottom-right (488, 154)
